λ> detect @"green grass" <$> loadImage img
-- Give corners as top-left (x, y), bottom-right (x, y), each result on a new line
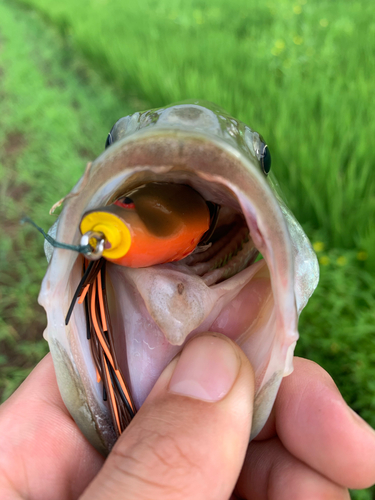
top-left (297, 246), bottom-right (375, 426)
top-left (1, 0), bottom-right (374, 498)
top-left (0, 0), bottom-right (131, 398)
top-left (13, 0), bottom-right (375, 264)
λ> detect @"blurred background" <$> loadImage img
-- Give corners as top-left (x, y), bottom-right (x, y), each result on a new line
top-left (0, 0), bottom-right (374, 497)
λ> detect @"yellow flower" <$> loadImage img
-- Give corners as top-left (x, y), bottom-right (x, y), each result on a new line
top-left (293, 5), bottom-right (302, 14)
top-left (319, 255), bottom-right (330, 266)
top-left (293, 35), bottom-right (303, 45)
top-left (357, 251), bottom-right (368, 261)
top-left (336, 256), bottom-right (347, 266)
top-left (319, 18), bottom-right (329, 27)
top-left (313, 241), bottom-right (325, 252)
top-left (271, 40), bottom-right (285, 56)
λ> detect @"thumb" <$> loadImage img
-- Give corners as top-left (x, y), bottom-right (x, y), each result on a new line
top-left (80, 333), bottom-right (255, 500)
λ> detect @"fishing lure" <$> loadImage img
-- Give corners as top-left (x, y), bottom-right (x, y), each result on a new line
top-left (22, 182), bottom-right (220, 436)
top-left (79, 182), bottom-right (212, 267)
top-left (25, 182), bottom-right (219, 436)
top-left (63, 182), bottom-right (220, 436)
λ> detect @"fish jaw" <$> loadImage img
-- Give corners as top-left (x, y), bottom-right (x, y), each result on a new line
top-left (39, 123), bottom-right (317, 453)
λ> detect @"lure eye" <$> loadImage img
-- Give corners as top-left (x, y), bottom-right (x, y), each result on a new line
top-left (260, 144), bottom-right (271, 175)
top-left (114, 196), bottom-right (135, 209)
top-left (105, 132), bottom-right (113, 149)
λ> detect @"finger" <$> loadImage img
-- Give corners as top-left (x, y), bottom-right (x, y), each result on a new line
top-left (261, 357), bottom-right (375, 489)
top-left (0, 354), bottom-right (104, 500)
top-left (80, 333), bottom-right (255, 500)
top-left (235, 437), bottom-right (350, 500)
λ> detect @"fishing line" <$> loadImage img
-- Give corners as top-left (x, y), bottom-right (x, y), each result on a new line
top-left (21, 217), bottom-right (93, 254)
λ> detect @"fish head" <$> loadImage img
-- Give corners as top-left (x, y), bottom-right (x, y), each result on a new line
top-left (39, 101), bottom-right (319, 455)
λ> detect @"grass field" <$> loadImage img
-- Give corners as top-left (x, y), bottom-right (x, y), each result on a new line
top-left (0, 0), bottom-right (374, 497)
top-left (0, 0), bottom-right (129, 398)
top-left (14, 0), bottom-right (375, 259)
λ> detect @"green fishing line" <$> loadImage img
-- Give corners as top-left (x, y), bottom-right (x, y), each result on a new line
top-left (21, 217), bottom-right (92, 254)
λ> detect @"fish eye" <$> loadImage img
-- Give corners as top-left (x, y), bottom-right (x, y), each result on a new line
top-left (260, 144), bottom-right (271, 175)
top-left (105, 132), bottom-right (113, 149)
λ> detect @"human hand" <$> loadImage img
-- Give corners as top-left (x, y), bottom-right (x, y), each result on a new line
top-left (0, 333), bottom-right (375, 500)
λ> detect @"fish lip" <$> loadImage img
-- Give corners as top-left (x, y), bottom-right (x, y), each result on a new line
top-left (39, 128), bottom-right (299, 451)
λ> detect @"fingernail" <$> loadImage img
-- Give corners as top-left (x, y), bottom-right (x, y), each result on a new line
top-left (168, 334), bottom-right (240, 402)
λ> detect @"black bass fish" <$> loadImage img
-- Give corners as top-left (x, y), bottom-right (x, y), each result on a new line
top-left (39, 101), bottom-right (319, 455)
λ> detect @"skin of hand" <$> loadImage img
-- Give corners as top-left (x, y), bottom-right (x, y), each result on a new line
top-left (0, 333), bottom-right (375, 500)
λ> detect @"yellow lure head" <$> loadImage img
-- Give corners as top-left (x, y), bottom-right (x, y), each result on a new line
top-left (80, 210), bottom-right (132, 259)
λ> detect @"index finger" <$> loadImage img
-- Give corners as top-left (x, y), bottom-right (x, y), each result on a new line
top-left (258, 357), bottom-right (375, 489)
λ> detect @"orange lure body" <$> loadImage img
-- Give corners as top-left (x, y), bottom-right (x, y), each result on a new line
top-left (80, 183), bottom-right (210, 268)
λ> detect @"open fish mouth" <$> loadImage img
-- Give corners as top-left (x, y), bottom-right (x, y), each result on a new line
top-left (39, 102), bottom-right (319, 455)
